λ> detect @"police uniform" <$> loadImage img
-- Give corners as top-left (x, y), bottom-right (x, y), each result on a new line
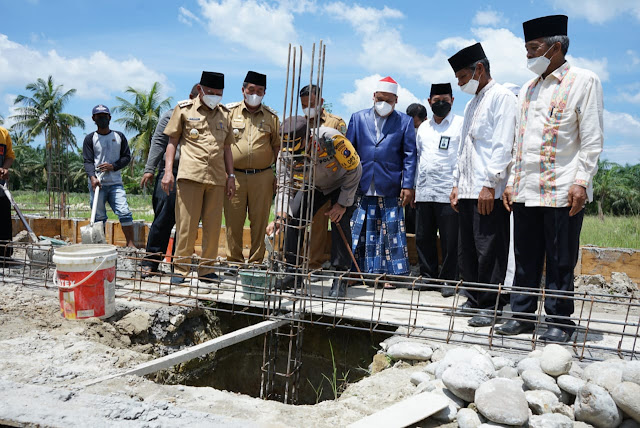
top-left (163, 94), bottom-right (234, 277)
top-left (223, 100), bottom-right (280, 263)
top-left (0, 126), bottom-right (15, 259)
top-left (308, 109), bottom-right (347, 269)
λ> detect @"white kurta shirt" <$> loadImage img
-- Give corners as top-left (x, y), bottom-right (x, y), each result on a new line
top-left (415, 112), bottom-right (463, 203)
top-left (508, 62), bottom-right (603, 207)
top-left (453, 80), bottom-right (517, 199)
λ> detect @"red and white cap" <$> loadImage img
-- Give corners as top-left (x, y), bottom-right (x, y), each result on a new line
top-left (375, 76), bottom-right (398, 95)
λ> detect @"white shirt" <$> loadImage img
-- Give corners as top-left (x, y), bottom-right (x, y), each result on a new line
top-left (453, 80), bottom-right (517, 199)
top-left (365, 112), bottom-right (389, 196)
top-left (415, 112), bottom-right (463, 203)
top-left (508, 62), bottom-right (603, 207)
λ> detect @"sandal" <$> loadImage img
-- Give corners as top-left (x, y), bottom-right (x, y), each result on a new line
top-left (383, 282), bottom-right (396, 290)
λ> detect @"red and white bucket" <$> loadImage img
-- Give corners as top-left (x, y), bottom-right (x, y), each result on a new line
top-left (53, 244), bottom-right (118, 320)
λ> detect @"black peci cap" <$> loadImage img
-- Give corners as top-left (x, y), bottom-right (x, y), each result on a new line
top-left (448, 43), bottom-right (486, 73)
top-left (430, 83), bottom-right (453, 97)
top-left (244, 71), bottom-right (267, 88)
top-left (523, 15), bottom-right (568, 42)
top-left (200, 71), bottom-right (224, 90)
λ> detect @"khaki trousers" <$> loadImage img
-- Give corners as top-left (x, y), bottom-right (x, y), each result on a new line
top-left (223, 169), bottom-right (274, 263)
top-left (308, 201), bottom-right (331, 268)
top-left (174, 179), bottom-right (224, 276)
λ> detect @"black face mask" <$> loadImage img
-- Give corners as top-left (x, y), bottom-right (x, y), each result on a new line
top-left (95, 116), bottom-right (110, 129)
top-left (431, 100), bottom-right (451, 118)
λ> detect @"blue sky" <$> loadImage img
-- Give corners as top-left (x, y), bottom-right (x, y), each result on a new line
top-left (1, 0), bottom-right (639, 164)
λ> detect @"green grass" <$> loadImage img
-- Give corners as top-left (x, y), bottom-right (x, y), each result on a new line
top-left (11, 191), bottom-right (275, 226)
top-left (580, 215), bottom-right (640, 249)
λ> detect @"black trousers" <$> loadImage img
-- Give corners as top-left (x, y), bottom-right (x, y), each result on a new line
top-left (0, 195), bottom-right (12, 259)
top-left (142, 170), bottom-right (177, 270)
top-left (284, 188), bottom-right (355, 271)
top-left (458, 199), bottom-right (509, 308)
top-left (415, 201), bottom-right (458, 280)
top-left (404, 205), bottom-right (416, 235)
top-left (510, 204), bottom-right (584, 327)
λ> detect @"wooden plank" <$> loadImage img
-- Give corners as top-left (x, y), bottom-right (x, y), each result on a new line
top-left (83, 318), bottom-right (288, 386)
top-left (347, 392), bottom-right (449, 428)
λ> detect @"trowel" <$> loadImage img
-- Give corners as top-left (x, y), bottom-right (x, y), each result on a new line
top-left (81, 174), bottom-right (107, 244)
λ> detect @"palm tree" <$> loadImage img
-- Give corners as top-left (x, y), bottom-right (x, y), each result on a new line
top-left (10, 75), bottom-right (85, 215)
top-left (9, 129), bottom-right (33, 147)
top-left (592, 160), bottom-right (632, 221)
top-left (0, 114), bottom-right (4, 125)
top-left (112, 82), bottom-right (172, 170)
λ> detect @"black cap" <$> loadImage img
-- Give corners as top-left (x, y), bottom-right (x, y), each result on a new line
top-left (92, 104), bottom-right (110, 115)
top-left (200, 71), bottom-right (224, 90)
top-left (523, 15), bottom-right (568, 42)
top-left (430, 83), bottom-right (453, 97)
top-left (448, 43), bottom-right (486, 73)
top-left (244, 71), bottom-right (267, 88)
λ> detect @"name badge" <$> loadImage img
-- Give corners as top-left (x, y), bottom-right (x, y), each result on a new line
top-left (439, 136), bottom-right (450, 150)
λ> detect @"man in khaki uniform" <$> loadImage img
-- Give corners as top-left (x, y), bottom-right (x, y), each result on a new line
top-left (161, 71), bottom-right (236, 285)
top-left (299, 84), bottom-right (347, 272)
top-left (223, 71), bottom-right (280, 264)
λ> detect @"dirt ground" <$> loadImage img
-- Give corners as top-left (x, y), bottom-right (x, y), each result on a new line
top-left (0, 279), bottom-right (454, 427)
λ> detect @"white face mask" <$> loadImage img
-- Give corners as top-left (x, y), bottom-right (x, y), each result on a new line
top-left (303, 107), bottom-right (317, 118)
top-left (527, 45), bottom-right (554, 76)
top-left (374, 101), bottom-right (393, 117)
top-left (202, 94), bottom-right (222, 109)
top-left (460, 69), bottom-right (479, 95)
top-left (244, 93), bottom-right (263, 107)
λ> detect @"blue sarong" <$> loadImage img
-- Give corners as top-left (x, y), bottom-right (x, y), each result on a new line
top-left (351, 196), bottom-right (410, 275)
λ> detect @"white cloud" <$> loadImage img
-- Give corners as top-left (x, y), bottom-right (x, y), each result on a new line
top-left (471, 27), bottom-right (532, 87)
top-left (472, 10), bottom-right (504, 27)
top-left (0, 33), bottom-right (168, 99)
top-left (1, 94), bottom-right (19, 128)
top-left (178, 6), bottom-right (202, 26)
top-left (549, 0), bottom-right (640, 24)
top-left (567, 55), bottom-right (610, 82)
top-left (340, 74), bottom-right (428, 114)
top-left (627, 50), bottom-right (640, 66)
top-left (604, 110), bottom-right (640, 138)
top-left (196, 0), bottom-right (307, 65)
top-left (600, 110), bottom-right (640, 164)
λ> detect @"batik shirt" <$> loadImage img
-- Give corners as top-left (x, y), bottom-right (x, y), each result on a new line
top-left (508, 62), bottom-right (603, 207)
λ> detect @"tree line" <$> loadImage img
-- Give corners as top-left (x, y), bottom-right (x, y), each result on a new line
top-left (1, 76), bottom-right (639, 216)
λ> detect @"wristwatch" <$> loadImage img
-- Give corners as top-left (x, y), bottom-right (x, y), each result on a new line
top-left (228, 174), bottom-right (236, 178)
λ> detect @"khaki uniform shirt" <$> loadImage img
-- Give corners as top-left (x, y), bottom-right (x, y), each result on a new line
top-left (227, 101), bottom-right (280, 170)
top-left (163, 97), bottom-right (233, 186)
top-left (319, 111), bottom-right (347, 135)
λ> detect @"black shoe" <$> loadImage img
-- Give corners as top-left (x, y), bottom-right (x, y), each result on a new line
top-left (139, 265), bottom-right (157, 279)
top-left (539, 327), bottom-right (572, 343)
top-left (199, 272), bottom-right (220, 283)
top-left (468, 314), bottom-right (495, 327)
top-left (445, 300), bottom-right (479, 317)
top-left (221, 267), bottom-right (238, 277)
top-left (495, 319), bottom-right (535, 336)
top-left (275, 274), bottom-right (295, 290)
top-left (440, 285), bottom-right (456, 298)
top-left (170, 275), bottom-right (186, 285)
top-left (329, 278), bottom-right (347, 298)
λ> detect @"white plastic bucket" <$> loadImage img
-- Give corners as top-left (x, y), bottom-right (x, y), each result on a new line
top-left (53, 244), bottom-right (118, 320)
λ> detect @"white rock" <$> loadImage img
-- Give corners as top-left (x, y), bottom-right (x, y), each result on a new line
top-left (569, 362), bottom-right (585, 379)
top-left (414, 382), bottom-right (434, 394)
top-left (169, 313), bottom-right (185, 327)
top-left (432, 387), bottom-right (464, 422)
top-left (525, 390), bottom-right (560, 414)
top-left (529, 349), bottom-right (544, 358)
top-left (623, 361), bottom-right (640, 385)
top-left (115, 310), bottom-right (151, 336)
top-left (475, 378), bottom-right (530, 426)
top-left (574, 383), bottom-right (622, 428)
top-left (517, 357), bottom-right (542, 375)
top-left (435, 347), bottom-right (482, 379)
top-left (479, 423), bottom-right (511, 428)
top-left (410, 371), bottom-right (432, 386)
top-left (540, 344), bottom-right (573, 376)
top-left (386, 342), bottom-right (433, 361)
top-left (573, 422), bottom-right (595, 428)
top-left (424, 361), bottom-right (440, 375)
top-left (522, 369), bottom-right (562, 397)
top-left (442, 362), bottom-right (491, 402)
top-left (611, 382), bottom-right (640, 423)
top-left (431, 347), bottom-right (448, 362)
top-left (491, 356), bottom-right (514, 371)
top-left (470, 354), bottom-right (496, 376)
top-left (583, 361), bottom-right (624, 392)
top-left (555, 403), bottom-right (575, 420)
top-left (529, 413), bottom-right (573, 428)
top-left (457, 408), bottom-right (483, 428)
top-left (495, 366), bottom-right (519, 380)
top-left (558, 375), bottom-right (587, 396)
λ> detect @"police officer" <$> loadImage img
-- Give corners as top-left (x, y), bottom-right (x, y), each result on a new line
top-left (224, 71), bottom-right (280, 264)
top-left (299, 84), bottom-right (348, 273)
top-left (161, 71), bottom-right (236, 287)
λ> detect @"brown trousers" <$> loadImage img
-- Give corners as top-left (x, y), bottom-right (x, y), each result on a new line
top-left (174, 179), bottom-right (224, 276)
top-left (223, 169), bottom-right (274, 263)
top-left (308, 201), bottom-right (331, 268)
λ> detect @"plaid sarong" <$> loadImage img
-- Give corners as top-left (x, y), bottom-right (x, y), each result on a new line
top-left (351, 196), bottom-right (410, 275)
